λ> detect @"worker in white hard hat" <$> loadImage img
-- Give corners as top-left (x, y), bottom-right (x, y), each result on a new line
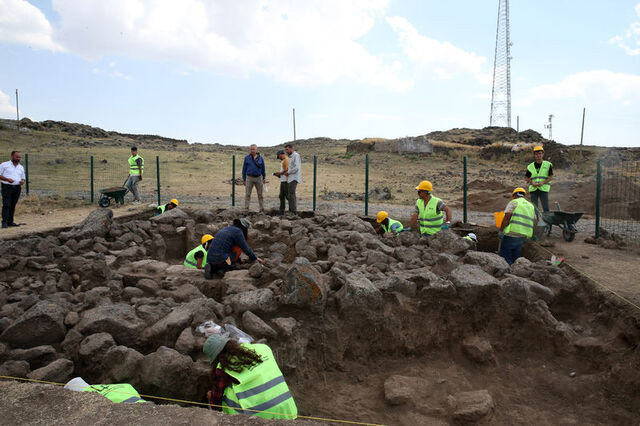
top-left (525, 145), bottom-right (553, 212)
top-left (375, 211), bottom-right (404, 235)
top-left (184, 234), bottom-right (214, 269)
top-left (408, 180), bottom-right (452, 236)
top-left (462, 232), bottom-right (478, 250)
top-left (499, 187), bottom-right (537, 265)
top-left (204, 218), bottom-right (264, 279)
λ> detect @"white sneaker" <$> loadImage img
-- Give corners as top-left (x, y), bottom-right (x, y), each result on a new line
top-left (133, 200), bottom-right (141, 205)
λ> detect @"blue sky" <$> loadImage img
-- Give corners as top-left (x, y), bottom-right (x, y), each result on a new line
top-left (0, 0), bottom-right (639, 147)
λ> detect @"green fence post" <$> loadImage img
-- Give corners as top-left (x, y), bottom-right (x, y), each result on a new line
top-left (463, 156), bottom-right (468, 224)
top-left (232, 155), bottom-right (236, 207)
top-left (90, 156), bottom-right (94, 203)
top-left (595, 160), bottom-right (601, 239)
top-left (156, 156), bottom-right (161, 205)
top-left (313, 155), bottom-right (317, 211)
top-left (25, 153), bottom-right (29, 196)
top-left (365, 154), bottom-right (369, 216)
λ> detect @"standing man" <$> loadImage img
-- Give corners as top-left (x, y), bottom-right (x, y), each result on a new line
top-left (126, 146), bottom-right (144, 204)
top-left (242, 144), bottom-right (266, 212)
top-left (408, 180), bottom-right (452, 236)
top-left (274, 150), bottom-right (289, 216)
top-left (525, 145), bottom-right (552, 212)
top-left (0, 151), bottom-right (26, 228)
top-left (284, 143), bottom-right (301, 215)
top-left (499, 187), bottom-right (537, 265)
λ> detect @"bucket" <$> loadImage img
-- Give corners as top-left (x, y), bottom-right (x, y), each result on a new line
top-left (494, 211), bottom-right (505, 228)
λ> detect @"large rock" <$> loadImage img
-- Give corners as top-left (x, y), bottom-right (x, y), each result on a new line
top-left (335, 214), bottom-right (375, 234)
top-left (140, 346), bottom-right (202, 400)
top-left (426, 231), bottom-right (469, 255)
top-left (376, 276), bottom-right (417, 297)
top-left (462, 251), bottom-right (510, 277)
top-left (500, 274), bottom-right (554, 305)
top-left (76, 304), bottom-right (145, 347)
top-left (223, 270), bottom-right (257, 295)
top-left (335, 271), bottom-right (382, 312)
top-left (100, 345), bottom-right (144, 383)
top-left (149, 207), bottom-right (189, 224)
top-left (462, 336), bottom-right (497, 365)
top-left (59, 209), bottom-right (113, 240)
top-left (242, 311), bottom-right (276, 339)
top-left (281, 257), bottom-right (327, 310)
top-left (151, 234), bottom-right (167, 260)
top-left (448, 389), bottom-right (495, 423)
top-left (174, 328), bottom-right (197, 354)
top-left (449, 265), bottom-right (500, 303)
top-left (0, 301), bottom-right (67, 348)
top-left (78, 333), bottom-right (116, 360)
top-left (27, 358), bottom-right (74, 383)
top-left (141, 306), bottom-right (193, 348)
top-left (8, 345), bottom-right (57, 370)
top-left (384, 375), bottom-right (427, 406)
top-left (226, 288), bottom-right (277, 314)
top-left (0, 360), bottom-right (30, 377)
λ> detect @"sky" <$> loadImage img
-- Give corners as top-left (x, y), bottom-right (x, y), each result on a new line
top-left (0, 0), bottom-right (639, 147)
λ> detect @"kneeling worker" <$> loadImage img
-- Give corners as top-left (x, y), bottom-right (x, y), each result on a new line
top-left (376, 211), bottom-right (404, 235)
top-left (184, 234), bottom-right (214, 269)
top-left (204, 334), bottom-right (297, 419)
top-left (155, 198), bottom-right (179, 216)
top-left (408, 180), bottom-right (452, 236)
top-left (499, 187), bottom-right (536, 265)
top-left (204, 218), bottom-right (263, 279)
top-left (65, 377), bottom-right (145, 403)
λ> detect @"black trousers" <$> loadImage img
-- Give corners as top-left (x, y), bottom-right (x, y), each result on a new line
top-left (1, 184), bottom-right (21, 225)
top-left (279, 181), bottom-right (289, 214)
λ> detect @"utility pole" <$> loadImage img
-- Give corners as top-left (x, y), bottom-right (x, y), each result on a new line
top-left (544, 114), bottom-right (554, 140)
top-left (516, 115), bottom-right (520, 139)
top-left (579, 107), bottom-right (586, 146)
top-left (292, 108), bottom-right (296, 142)
top-left (489, 0), bottom-right (512, 128)
top-left (15, 89), bottom-right (20, 130)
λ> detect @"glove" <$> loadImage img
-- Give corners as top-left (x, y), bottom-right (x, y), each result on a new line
top-left (498, 231), bottom-right (504, 240)
top-left (441, 221), bottom-right (450, 230)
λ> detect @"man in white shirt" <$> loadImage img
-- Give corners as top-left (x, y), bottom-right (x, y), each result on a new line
top-left (284, 143), bottom-right (301, 215)
top-left (0, 151), bottom-right (26, 228)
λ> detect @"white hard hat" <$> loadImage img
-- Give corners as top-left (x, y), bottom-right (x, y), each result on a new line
top-left (467, 233), bottom-right (478, 242)
top-left (64, 377), bottom-right (90, 392)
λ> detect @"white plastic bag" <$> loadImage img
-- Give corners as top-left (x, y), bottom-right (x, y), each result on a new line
top-left (197, 320), bottom-right (254, 344)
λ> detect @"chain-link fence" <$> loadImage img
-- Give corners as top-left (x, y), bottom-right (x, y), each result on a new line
top-left (597, 160), bottom-right (640, 246)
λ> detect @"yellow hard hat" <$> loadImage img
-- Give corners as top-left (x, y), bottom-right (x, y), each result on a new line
top-left (512, 187), bottom-right (527, 198)
top-left (376, 211), bottom-right (389, 223)
top-left (533, 145), bottom-right (544, 152)
top-left (170, 198), bottom-right (179, 206)
top-left (201, 234), bottom-right (214, 244)
top-left (415, 180), bottom-right (433, 192)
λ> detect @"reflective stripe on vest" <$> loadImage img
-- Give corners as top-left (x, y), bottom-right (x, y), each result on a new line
top-left (382, 218), bottom-right (404, 233)
top-left (82, 384), bottom-right (146, 403)
top-left (416, 196), bottom-right (443, 235)
top-left (128, 155), bottom-right (144, 176)
top-left (184, 245), bottom-right (207, 268)
top-left (527, 161), bottom-right (551, 192)
top-left (221, 343), bottom-right (298, 420)
top-left (504, 198), bottom-right (535, 238)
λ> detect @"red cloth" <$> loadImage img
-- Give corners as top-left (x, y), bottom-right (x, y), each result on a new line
top-left (208, 368), bottom-right (234, 410)
top-left (230, 245), bottom-right (242, 263)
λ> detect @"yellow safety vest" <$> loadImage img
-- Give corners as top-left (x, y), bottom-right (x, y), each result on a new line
top-left (527, 161), bottom-right (551, 192)
top-left (504, 198), bottom-right (536, 238)
top-left (416, 196), bottom-right (443, 235)
top-left (184, 245), bottom-right (207, 268)
top-left (128, 155), bottom-right (144, 176)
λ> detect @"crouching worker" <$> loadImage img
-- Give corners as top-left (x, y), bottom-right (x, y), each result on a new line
top-left (184, 234), bottom-right (214, 269)
top-left (155, 198), bottom-right (179, 216)
top-left (64, 377), bottom-right (146, 403)
top-left (499, 187), bottom-right (536, 265)
top-left (375, 211), bottom-right (404, 235)
top-left (463, 232), bottom-right (478, 250)
top-left (204, 334), bottom-right (298, 419)
top-left (204, 218), bottom-right (263, 279)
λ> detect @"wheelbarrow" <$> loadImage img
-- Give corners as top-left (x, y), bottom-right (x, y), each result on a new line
top-left (98, 178), bottom-right (129, 208)
top-left (541, 202), bottom-right (584, 242)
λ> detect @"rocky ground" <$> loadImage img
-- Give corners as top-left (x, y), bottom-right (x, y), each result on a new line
top-left (0, 207), bottom-right (639, 424)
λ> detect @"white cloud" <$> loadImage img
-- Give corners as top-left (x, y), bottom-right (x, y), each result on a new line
top-left (0, 90), bottom-right (16, 117)
top-left (0, 0), bottom-right (64, 51)
top-left (358, 112), bottom-right (402, 120)
top-left (386, 16), bottom-right (486, 79)
top-left (527, 70), bottom-right (640, 103)
top-left (609, 3), bottom-right (640, 55)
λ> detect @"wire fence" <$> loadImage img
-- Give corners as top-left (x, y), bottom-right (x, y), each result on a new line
top-left (597, 160), bottom-right (640, 246)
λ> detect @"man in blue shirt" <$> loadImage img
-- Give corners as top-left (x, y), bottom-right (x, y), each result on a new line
top-left (242, 144), bottom-right (266, 212)
top-left (204, 218), bottom-right (264, 279)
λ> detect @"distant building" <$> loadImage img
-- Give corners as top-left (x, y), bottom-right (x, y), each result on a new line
top-left (347, 136), bottom-right (433, 155)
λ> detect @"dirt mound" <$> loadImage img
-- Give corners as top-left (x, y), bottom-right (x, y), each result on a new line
top-left (0, 208), bottom-right (639, 424)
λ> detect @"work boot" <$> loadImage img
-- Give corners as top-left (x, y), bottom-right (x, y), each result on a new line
top-left (1, 223), bottom-right (7, 229)
top-left (204, 263), bottom-right (213, 280)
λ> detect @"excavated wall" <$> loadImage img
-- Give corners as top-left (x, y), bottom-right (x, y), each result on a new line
top-left (0, 207), bottom-right (639, 424)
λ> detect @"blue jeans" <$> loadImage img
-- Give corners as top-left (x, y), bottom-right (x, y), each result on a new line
top-left (530, 190), bottom-right (549, 212)
top-left (499, 235), bottom-right (525, 266)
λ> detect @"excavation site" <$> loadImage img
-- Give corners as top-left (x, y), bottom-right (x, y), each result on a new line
top-left (1, 207), bottom-right (639, 425)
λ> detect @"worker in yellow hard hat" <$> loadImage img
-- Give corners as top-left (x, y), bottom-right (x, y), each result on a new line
top-left (499, 187), bottom-right (537, 265)
top-left (184, 234), bottom-right (214, 269)
top-left (408, 180), bottom-right (452, 236)
top-left (525, 145), bottom-right (553, 212)
top-left (155, 198), bottom-right (179, 216)
top-left (375, 211), bottom-right (404, 235)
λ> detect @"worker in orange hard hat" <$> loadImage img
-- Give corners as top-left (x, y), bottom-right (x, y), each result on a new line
top-left (155, 198), bottom-right (179, 216)
top-left (375, 211), bottom-right (404, 235)
top-left (408, 180), bottom-right (452, 236)
top-left (525, 145), bottom-right (553, 212)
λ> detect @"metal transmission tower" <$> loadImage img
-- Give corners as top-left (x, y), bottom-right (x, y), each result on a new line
top-left (489, 0), bottom-right (512, 128)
